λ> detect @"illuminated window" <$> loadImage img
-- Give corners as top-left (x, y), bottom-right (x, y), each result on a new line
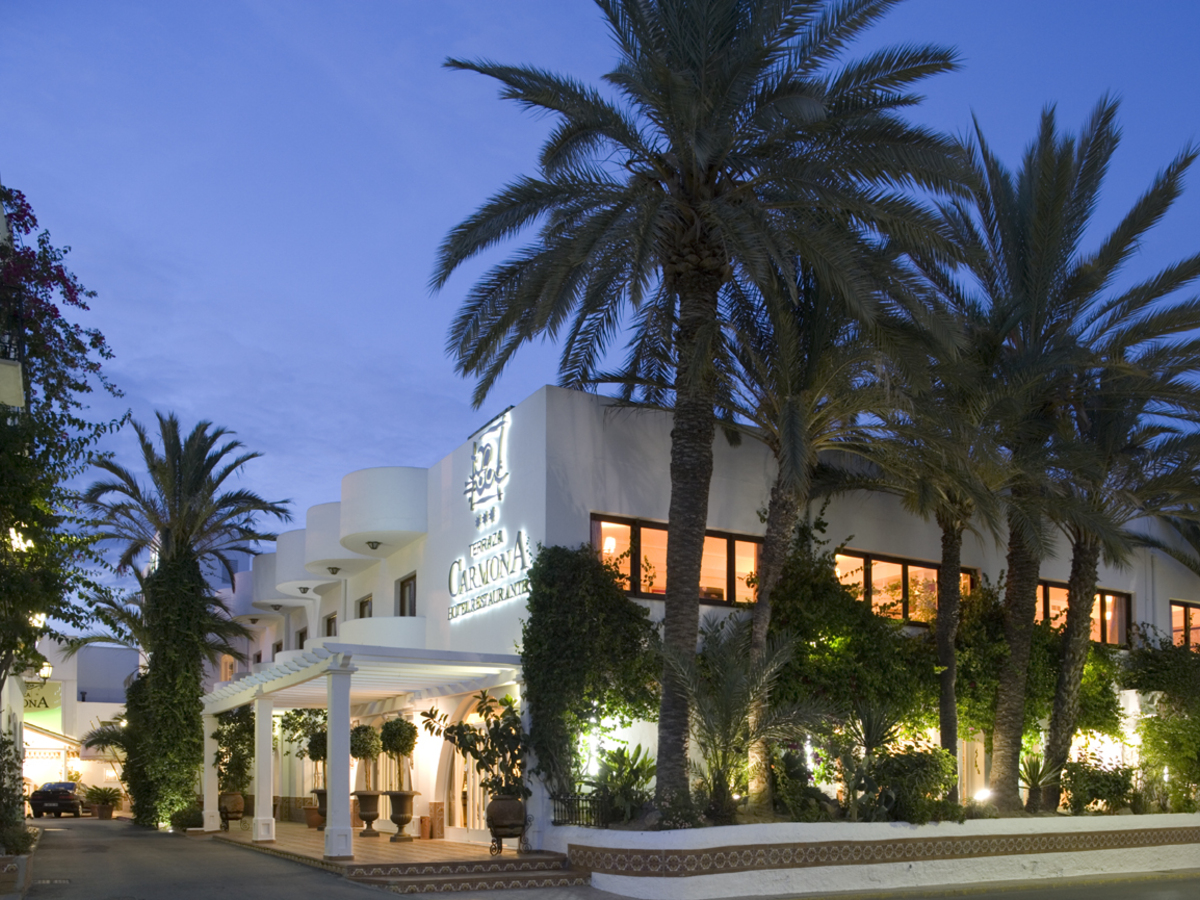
top-left (590, 515), bottom-right (763, 605)
top-left (835, 551), bottom-right (975, 622)
top-left (324, 613), bottom-right (337, 637)
top-left (1035, 582), bottom-right (1130, 646)
top-left (1170, 602), bottom-right (1199, 650)
top-left (591, 520), bottom-right (632, 587)
top-left (219, 654), bottom-right (236, 682)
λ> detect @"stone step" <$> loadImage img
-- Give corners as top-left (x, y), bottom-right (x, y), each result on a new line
top-left (345, 851), bottom-right (570, 880)
top-left (355, 868), bottom-right (591, 894)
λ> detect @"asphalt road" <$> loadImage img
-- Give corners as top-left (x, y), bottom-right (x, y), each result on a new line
top-left (22, 817), bottom-right (1200, 900)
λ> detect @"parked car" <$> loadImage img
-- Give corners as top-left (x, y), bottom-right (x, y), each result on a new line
top-left (29, 782), bottom-right (82, 818)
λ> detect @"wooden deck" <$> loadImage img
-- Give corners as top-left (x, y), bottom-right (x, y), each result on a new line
top-left (208, 822), bottom-right (587, 893)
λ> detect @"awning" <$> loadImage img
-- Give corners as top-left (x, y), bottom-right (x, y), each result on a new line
top-left (201, 642), bottom-right (522, 716)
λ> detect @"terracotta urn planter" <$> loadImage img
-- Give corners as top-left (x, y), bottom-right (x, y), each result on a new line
top-left (303, 805), bottom-right (324, 829)
top-left (218, 792), bottom-right (244, 831)
top-left (311, 788), bottom-right (327, 832)
top-left (353, 790), bottom-right (382, 838)
top-left (94, 804), bottom-right (114, 820)
top-left (485, 795), bottom-right (527, 855)
top-left (383, 790), bottom-right (419, 842)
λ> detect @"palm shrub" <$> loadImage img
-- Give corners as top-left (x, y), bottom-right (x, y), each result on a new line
top-left (84, 786), bottom-right (122, 807)
top-left (350, 725), bottom-right (382, 791)
top-left (665, 616), bottom-right (824, 825)
top-left (434, 0), bottom-right (966, 801)
top-left (1018, 755), bottom-right (1058, 814)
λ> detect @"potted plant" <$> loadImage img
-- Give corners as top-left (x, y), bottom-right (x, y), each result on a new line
top-left (350, 723), bottom-right (382, 837)
top-left (380, 718), bottom-right (420, 842)
top-left (84, 786), bottom-right (122, 820)
top-left (307, 728), bottom-right (328, 830)
top-left (212, 706), bottom-right (254, 830)
top-left (281, 709), bottom-right (328, 829)
top-left (422, 691), bottom-right (531, 855)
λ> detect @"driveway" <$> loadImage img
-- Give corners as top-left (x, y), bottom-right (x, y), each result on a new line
top-left (23, 818), bottom-right (1200, 900)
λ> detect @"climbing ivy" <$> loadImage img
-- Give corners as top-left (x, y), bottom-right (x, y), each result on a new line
top-left (212, 706), bottom-right (254, 794)
top-left (520, 544), bottom-right (660, 794)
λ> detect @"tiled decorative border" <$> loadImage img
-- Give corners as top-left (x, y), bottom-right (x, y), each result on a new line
top-left (569, 826), bottom-right (1200, 878)
top-left (213, 834), bottom-right (347, 874)
top-left (383, 873), bottom-right (590, 894)
top-left (347, 857), bottom-right (566, 878)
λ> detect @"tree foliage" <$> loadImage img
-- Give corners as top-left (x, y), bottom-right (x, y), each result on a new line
top-left (0, 184), bottom-right (122, 696)
top-left (520, 544), bottom-right (660, 793)
top-left (212, 706), bottom-right (255, 794)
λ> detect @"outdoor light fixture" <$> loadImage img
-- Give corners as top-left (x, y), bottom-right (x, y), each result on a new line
top-left (271, 604), bottom-right (282, 611)
top-left (973, 788), bottom-right (992, 802)
top-left (249, 618), bottom-right (258, 625)
top-left (298, 586), bottom-right (309, 594)
top-left (327, 566), bottom-right (340, 575)
top-left (366, 541), bottom-right (381, 550)
top-left (38, 661), bottom-right (53, 680)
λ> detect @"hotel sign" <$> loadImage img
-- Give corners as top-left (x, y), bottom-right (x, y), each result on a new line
top-left (25, 682), bottom-right (61, 711)
top-left (448, 413), bottom-right (532, 621)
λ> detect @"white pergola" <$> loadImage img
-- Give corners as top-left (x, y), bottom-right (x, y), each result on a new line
top-left (200, 642), bottom-right (521, 860)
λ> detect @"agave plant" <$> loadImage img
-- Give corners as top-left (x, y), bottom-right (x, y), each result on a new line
top-left (1019, 754), bottom-right (1059, 814)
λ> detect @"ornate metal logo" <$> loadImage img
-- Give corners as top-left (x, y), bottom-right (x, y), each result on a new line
top-left (463, 415), bottom-right (509, 513)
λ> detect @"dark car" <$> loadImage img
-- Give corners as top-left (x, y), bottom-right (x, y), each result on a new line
top-left (29, 782), bottom-right (82, 818)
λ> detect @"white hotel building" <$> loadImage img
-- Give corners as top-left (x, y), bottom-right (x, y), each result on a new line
top-left (200, 385), bottom-right (1200, 858)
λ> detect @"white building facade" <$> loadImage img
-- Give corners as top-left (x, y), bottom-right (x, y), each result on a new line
top-left (200, 385), bottom-right (1200, 856)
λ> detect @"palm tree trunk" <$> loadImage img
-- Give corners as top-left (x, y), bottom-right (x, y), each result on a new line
top-left (990, 505), bottom-right (1042, 813)
top-left (934, 511), bottom-right (964, 802)
top-left (1040, 535), bottom-right (1100, 812)
top-left (656, 274), bottom-right (721, 806)
top-left (747, 479), bottom-right (801, 814)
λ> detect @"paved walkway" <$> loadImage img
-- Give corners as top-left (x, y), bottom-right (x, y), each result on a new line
top-left (22, 817), bottom-right (1200, 900)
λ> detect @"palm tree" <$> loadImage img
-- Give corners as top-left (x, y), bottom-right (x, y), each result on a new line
top-left (83, 412), bottom-right (288, 823)
top-left (1040, 366), bottom-right (1200, 810)
top-left (433, 0), bottom-right (964, 800)
top-left (860, 332), bottom-right (1008, 787)
top-left (941, 98), bottom-right (1200, 810)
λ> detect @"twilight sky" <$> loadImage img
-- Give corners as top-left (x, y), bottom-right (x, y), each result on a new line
top-left (3, 0), bottom-right (1199, 532)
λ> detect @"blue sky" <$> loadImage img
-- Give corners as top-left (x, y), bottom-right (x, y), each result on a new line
top-left (3, 0), bottom-right (1199, 527)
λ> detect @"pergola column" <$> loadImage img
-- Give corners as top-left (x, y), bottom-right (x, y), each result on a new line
top-left (252, 694), bottom-right (275, 842)
top-left (324, 667), bottom-right (353, 860)
top-left (202, 713), bottom-right (220, 832)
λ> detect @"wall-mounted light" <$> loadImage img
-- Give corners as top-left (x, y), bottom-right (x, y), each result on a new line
top-left (298, 586), bottom-right (309, 594)
top-left (327, 566), bottom-right (340, 575)
top-left (38, 661), bottom-right (53, 680)
top-left (366, 541), bottom-right (381, 550)
top-left (271, 604), bottom-right (282, 612)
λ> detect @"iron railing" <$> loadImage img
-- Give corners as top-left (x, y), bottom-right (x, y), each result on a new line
top-left (550, 792), bottom-right (609, 828)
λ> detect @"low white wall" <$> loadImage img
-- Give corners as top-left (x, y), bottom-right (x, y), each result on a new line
top-left (547, 814), bottom-right (1200, 899)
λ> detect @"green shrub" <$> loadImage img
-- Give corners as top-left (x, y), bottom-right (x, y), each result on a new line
top-left (0, 825), bottom-right (35, 856)
top-left (866, 746), bottom-right (959, 824)
top-left (592, 744), bottom-right (655, 824)
top-left (212, 706), bottom-right (254, 794)
top-left (1061, 753), bottom-right (1133, 814)
top-left (168, 806), bottom-right (204, 830)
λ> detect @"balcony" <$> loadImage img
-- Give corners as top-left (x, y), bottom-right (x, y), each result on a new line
top-left (337, 615), bottom-right (426, 649)
top-left (304, 502), bottom-right (373, 579)
top-left (250, 553), bottom-right (307, 616)
top-left (275, 529), bottom-right (335, 598)
top-left (340, 467), bottom-right (428, 558)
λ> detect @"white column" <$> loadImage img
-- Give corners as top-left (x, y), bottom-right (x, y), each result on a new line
top-left (202, 713), bottom-right (220, 832)
top-left (324, 667), bottom-right (354, 859)
top-left (252, 694), bottom-right (275, 841)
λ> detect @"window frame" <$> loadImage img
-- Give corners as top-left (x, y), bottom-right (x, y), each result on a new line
top-left (272, 640), bottom-right (283, 660)
top-left (324, 613), bottom-right (338, 637)
top-left (1035, 581), bottom-right (1131, 647)
top-left (1170, 600), bottom-right (1200, 648)
top-left (296, 628), bottom-right (308, 651)
top-left (590, 513), bottom-right (762, 606)
top-left (357, 595), bottom-right (373, 620)
top-left (395, 574), bottom-right (417, 617)
top-left (834, 549), bottom-right (976, 624)
top-left (253, 651), bottom-right (262, 665)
